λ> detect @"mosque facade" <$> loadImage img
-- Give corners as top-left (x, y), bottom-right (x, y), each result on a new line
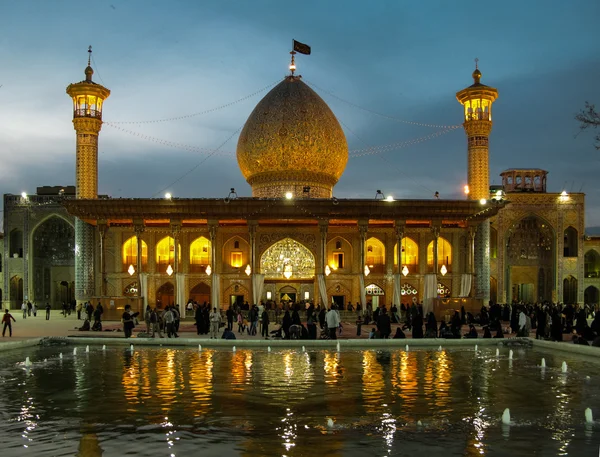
top-left (1, 57), bottom-right (599, 315)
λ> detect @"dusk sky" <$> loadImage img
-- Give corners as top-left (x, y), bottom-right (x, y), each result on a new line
top-left (1, 0), bottom-right (599, 226)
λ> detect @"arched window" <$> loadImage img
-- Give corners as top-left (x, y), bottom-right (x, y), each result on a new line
top-left (9, 229), bottom-right (23, 258)
top-left (122, 236), bottom-right (148, 272)
top-left (563, 227), bottom-right (578, 257)
top-left (260, 238), bottom-right (315, 279)
top-left (190, 237), bottom-right (211, 273)
top-left (563, 275), bottom-right (577, 304)
top-left (156, 237), bottom-right (181, 269)
top-left (123, 282), bottom-right (138, 297)
top-left (585, 250), bottom-right (600, 278)
top-left (394, 237), bottom-right (418, 272)
top-left (327, 237), bottom-right (351, 272)
top-left (365, 237), bottom-right (385, 274)
top-left (490, 226), bottom-right (498, 259)
top-left (427, 237), bottom-right (452, 273)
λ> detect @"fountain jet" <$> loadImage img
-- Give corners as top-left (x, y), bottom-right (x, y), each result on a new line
top-left (585, 408), bottom-right (594, 424)
top-left (502, 408), bottom-right (511, 425)
top-left (562, 361), bottom-right (567, 373)
top-left (508, 349), bottom-right (513, 360)
top-left (25, 357), bottom-right (32, 367)
top-left (541, 358), bottom-right (546, 368)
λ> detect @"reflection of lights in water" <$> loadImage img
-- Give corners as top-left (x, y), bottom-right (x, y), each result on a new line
top-left (550, 380), bottom-right (572, 455)
top-left (189, 350), bottom-right (214, 416)
top-left (19, 395), bottom-right (38, 447)
top-left (378, 409), bottom-right (396, 455)
top-left (469, 406), bottom-right (490, 455)
top-left (284, 352), bottom-right (294, 379)
top-left (362, 351), bottom-right (384, 413)
top-left (161, 416), bottom-right (179, 456)
top-left (324, 351), bottom-right (342, 385)
top-left (276, 408), bottom-right (297, 452)
top-left (391, 351), bottom-right (417, 413)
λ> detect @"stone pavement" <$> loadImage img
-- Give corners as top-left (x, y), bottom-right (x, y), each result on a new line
top-left (0, 311), bottom-right (526, 344)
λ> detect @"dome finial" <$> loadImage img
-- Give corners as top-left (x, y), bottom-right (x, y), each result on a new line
top-left (85, 45), bottom-right (94, 81)
top-left (289, 50), bottom-right (296, 76)
top-left (472, 57), bottom-right (482, 84)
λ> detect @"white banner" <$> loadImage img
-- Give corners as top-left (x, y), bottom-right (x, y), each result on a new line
top-left (211, 273), bottom-right (220, 309)
top-left (252, 273), bottom-right (265, 305)
top-left (460, 273), bottom-right (472, 298)
top-left (317, 274), bottom-right (328, 308)
top-left (392, 274), bottom-right (401, 306)
top-left (139, 272), bottom-right (148, 315)
top-left (423, 273), bottom-right (438, 316)
top-left (176, 273), bottom-right (185, 318)
top-left (359, 274), bottom-right (367, 311)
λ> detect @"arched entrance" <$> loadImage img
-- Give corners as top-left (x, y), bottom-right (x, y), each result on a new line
top-left (260, 238), bottom-right (316, 280)
top-left (32, 216), bottom-right (75, 305)
top-left (563, 276), bottom-right (577, 304)
top-left (365, 283), bottom-right (385, 307)
top-left (584, 286), bottom-right (599, 306)
top-left (279, 285), bottom-right (297, 303)
top-left (506, 216), bottom-right (554, 302)
top-left (156, 282), bottom-right (174, 309)
top-left (10, 276), bottom-right (23, 307)
top-left (190, 282), bottom-right (210, 305)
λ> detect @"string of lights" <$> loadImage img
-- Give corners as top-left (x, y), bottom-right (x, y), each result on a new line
top-left (151, 126), bottom-right (242, 197)
top-left (349, 127), bottom-right (459, 157)
top-left (305, 79), bottom-right (462, 129)
top-left (106, 81), bottom-right (279, 125)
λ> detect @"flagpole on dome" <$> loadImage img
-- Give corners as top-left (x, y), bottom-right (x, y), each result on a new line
top-left (290, 39), bottom-right (311, 77)
top-left (289, 49), bottom-right (296, 76)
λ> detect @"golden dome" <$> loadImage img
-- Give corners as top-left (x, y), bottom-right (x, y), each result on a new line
top-left (237, 76), bottom-right (348, 198)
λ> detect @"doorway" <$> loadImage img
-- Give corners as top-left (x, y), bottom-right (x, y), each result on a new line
top-left (230, 295), bottom-right (244, 308)
top-left (332, 295), bottom-right (345, 309)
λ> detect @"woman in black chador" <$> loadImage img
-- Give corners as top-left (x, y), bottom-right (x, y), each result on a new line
top-left (282, 310), bottom-right (292, 339)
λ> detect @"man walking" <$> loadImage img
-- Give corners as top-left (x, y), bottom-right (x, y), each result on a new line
top-left (326, 305), bottom-right (341, 340)
top-left (209, 307), bottom-right (221, 339)
top-left (45, 303), bottom-right (51, 320)
top-left (2, 309), bottom-right (16, 337)
top-left (21, 302), bottom-right (27, 319)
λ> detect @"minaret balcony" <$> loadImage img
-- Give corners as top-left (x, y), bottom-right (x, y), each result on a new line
top-left (74, 108), bottom-right (102, 120)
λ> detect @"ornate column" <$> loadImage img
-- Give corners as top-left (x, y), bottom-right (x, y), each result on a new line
top-left (170, 219), bottom-right (181, 309)
top-left (319, 220), bottom-right (328, 275)
top-left (431, 224), bottom-right (440, 275)
top-left (23, 209), bottom-right (29, 302)
top-left (468, 225), bottom-right (477, 275)
top-left (394, 221), bottom-right (405, 305)
top-left (134, 220), bottom-right (145, 301)
top-left (97, 220), bottom-right (109, 297)
top-left (208, 220), bottom-right (219, 308)
top-left (474, 222), bottom-right (491, 304)
top-left (358, 220), bottom-right (368, 273)
top-left (248, 220), bottom-right (258, 303)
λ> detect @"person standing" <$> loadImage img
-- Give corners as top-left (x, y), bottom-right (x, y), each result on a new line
top-left (76, 302), bottom-right (83, 320)
top-left (326, 306), bottom-right (340, 340)
top-left (21, 302), bottom-right (27, 319)
top-left (261, 307), bottom-right (270, 339)
top-left (32, 302), bottom-right (37, 317)
top-left (2, 309), bottom-right (16, 337)
top-left (209, 307), bottom-right (221, 339)
top-left (27, 301), bottom-right (32, 317)
top-left (376, 307), bottom-right (392, 339)
top-left (226, 306), bottom-right (234, 331)
top-left (45, 303), bottom-right (51, 320)
top-left (163, 307), bottom-right (176, 338)
top-left (122, 304), bottom-right (138, 338)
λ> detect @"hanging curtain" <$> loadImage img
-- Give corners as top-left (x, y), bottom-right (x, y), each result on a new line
top-left (317, 274), bottom-right (328, 308)
top-left (176, 273), bottom-right (185, 318)
top-left (423, 273), bottom-right (438, 316)
top-left (393, 274), bottom-right (401, 306)
top-left (139, 273), bottom-right (148, 316)
top-left (359, 274), bottom-right (367, 311)
top-left (460, 273), bottom-right (472, 298)
top-left (211, 273), bottom-right (220, 309)
top-left (252, 273), bottom-right (265, 305)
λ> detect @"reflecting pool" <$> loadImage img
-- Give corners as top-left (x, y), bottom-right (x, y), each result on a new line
top-left (1, 346), bottom-right (600, 456)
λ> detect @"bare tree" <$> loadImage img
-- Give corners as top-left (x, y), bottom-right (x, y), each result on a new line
top-left (576, 102), bottom-right (600, 149)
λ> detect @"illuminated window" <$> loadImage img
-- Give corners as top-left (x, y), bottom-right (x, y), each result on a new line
top-left (394, 237), bottom-right (418, 267)
top-left (333, 252), bottom-right (344, 269)
top-left (234, 240), bottom-right (240, 249)
top-left (335, 240), bottom-right (342, 250)
top-left (190, 236), bottom-right (211, 272)
top-left (156, 236), bottom-right (181, 268)
top-left (230, 251), bottom-right (243, 268)
top-left (364, 237), bottom-right (385, 273)
top-left (122, 236), bottom-right (148, 272)
top-left (427, 237), bottom-right (452, 273)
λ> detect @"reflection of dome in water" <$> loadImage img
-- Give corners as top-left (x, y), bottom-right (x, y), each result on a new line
top-left (236, 76), bottom-right (348, 198)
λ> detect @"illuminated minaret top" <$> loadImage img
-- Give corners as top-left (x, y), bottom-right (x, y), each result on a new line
top-left (456, 59), bottom-right (498, 200)
top-left (66, 46), bottom-right (110, 199)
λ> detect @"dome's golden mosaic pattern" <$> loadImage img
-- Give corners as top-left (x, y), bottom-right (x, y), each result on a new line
top-left (236, 76), bottom-right (348, 198)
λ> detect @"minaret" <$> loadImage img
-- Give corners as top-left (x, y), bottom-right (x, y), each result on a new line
top-left (456, 60), bottom-right (498, 304)
top-left (66, 47), bottom-right (110, 304)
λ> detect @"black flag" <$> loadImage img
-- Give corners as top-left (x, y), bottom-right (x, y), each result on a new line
top-left (293, 40), bottom-right (311, 55)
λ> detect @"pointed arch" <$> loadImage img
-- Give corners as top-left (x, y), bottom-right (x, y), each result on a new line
top-left (9, 229), bottom-right (23, 258)
top-left (190, 236), bottom-right (211, 273)
top-left (365, 237), bottom-right (385, 274)
top-left (326, 236), bottom-right (352, 272)
top-left (190, 282), bottom-right (211, 304)
top-left (563, 226), bottom-right (578, 257)
top-left (122, 236), bottom-right (148, 272)
top-left (394, 237), bottom-right (418, 270)
top-left (156, 282), bottom-right (174, 309)
top-left (260, 237), bottom-right (315, 279)
top-left (585, 286), bottom-right (599, 305)
top-left (156, 236), bottom-right (181, 269)
top-left (585, 250), bottom-right (600, 278)
top-left (427, 237), bottom-right (452, 273)
top-left (563, 275), bottom-right (577, 304)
